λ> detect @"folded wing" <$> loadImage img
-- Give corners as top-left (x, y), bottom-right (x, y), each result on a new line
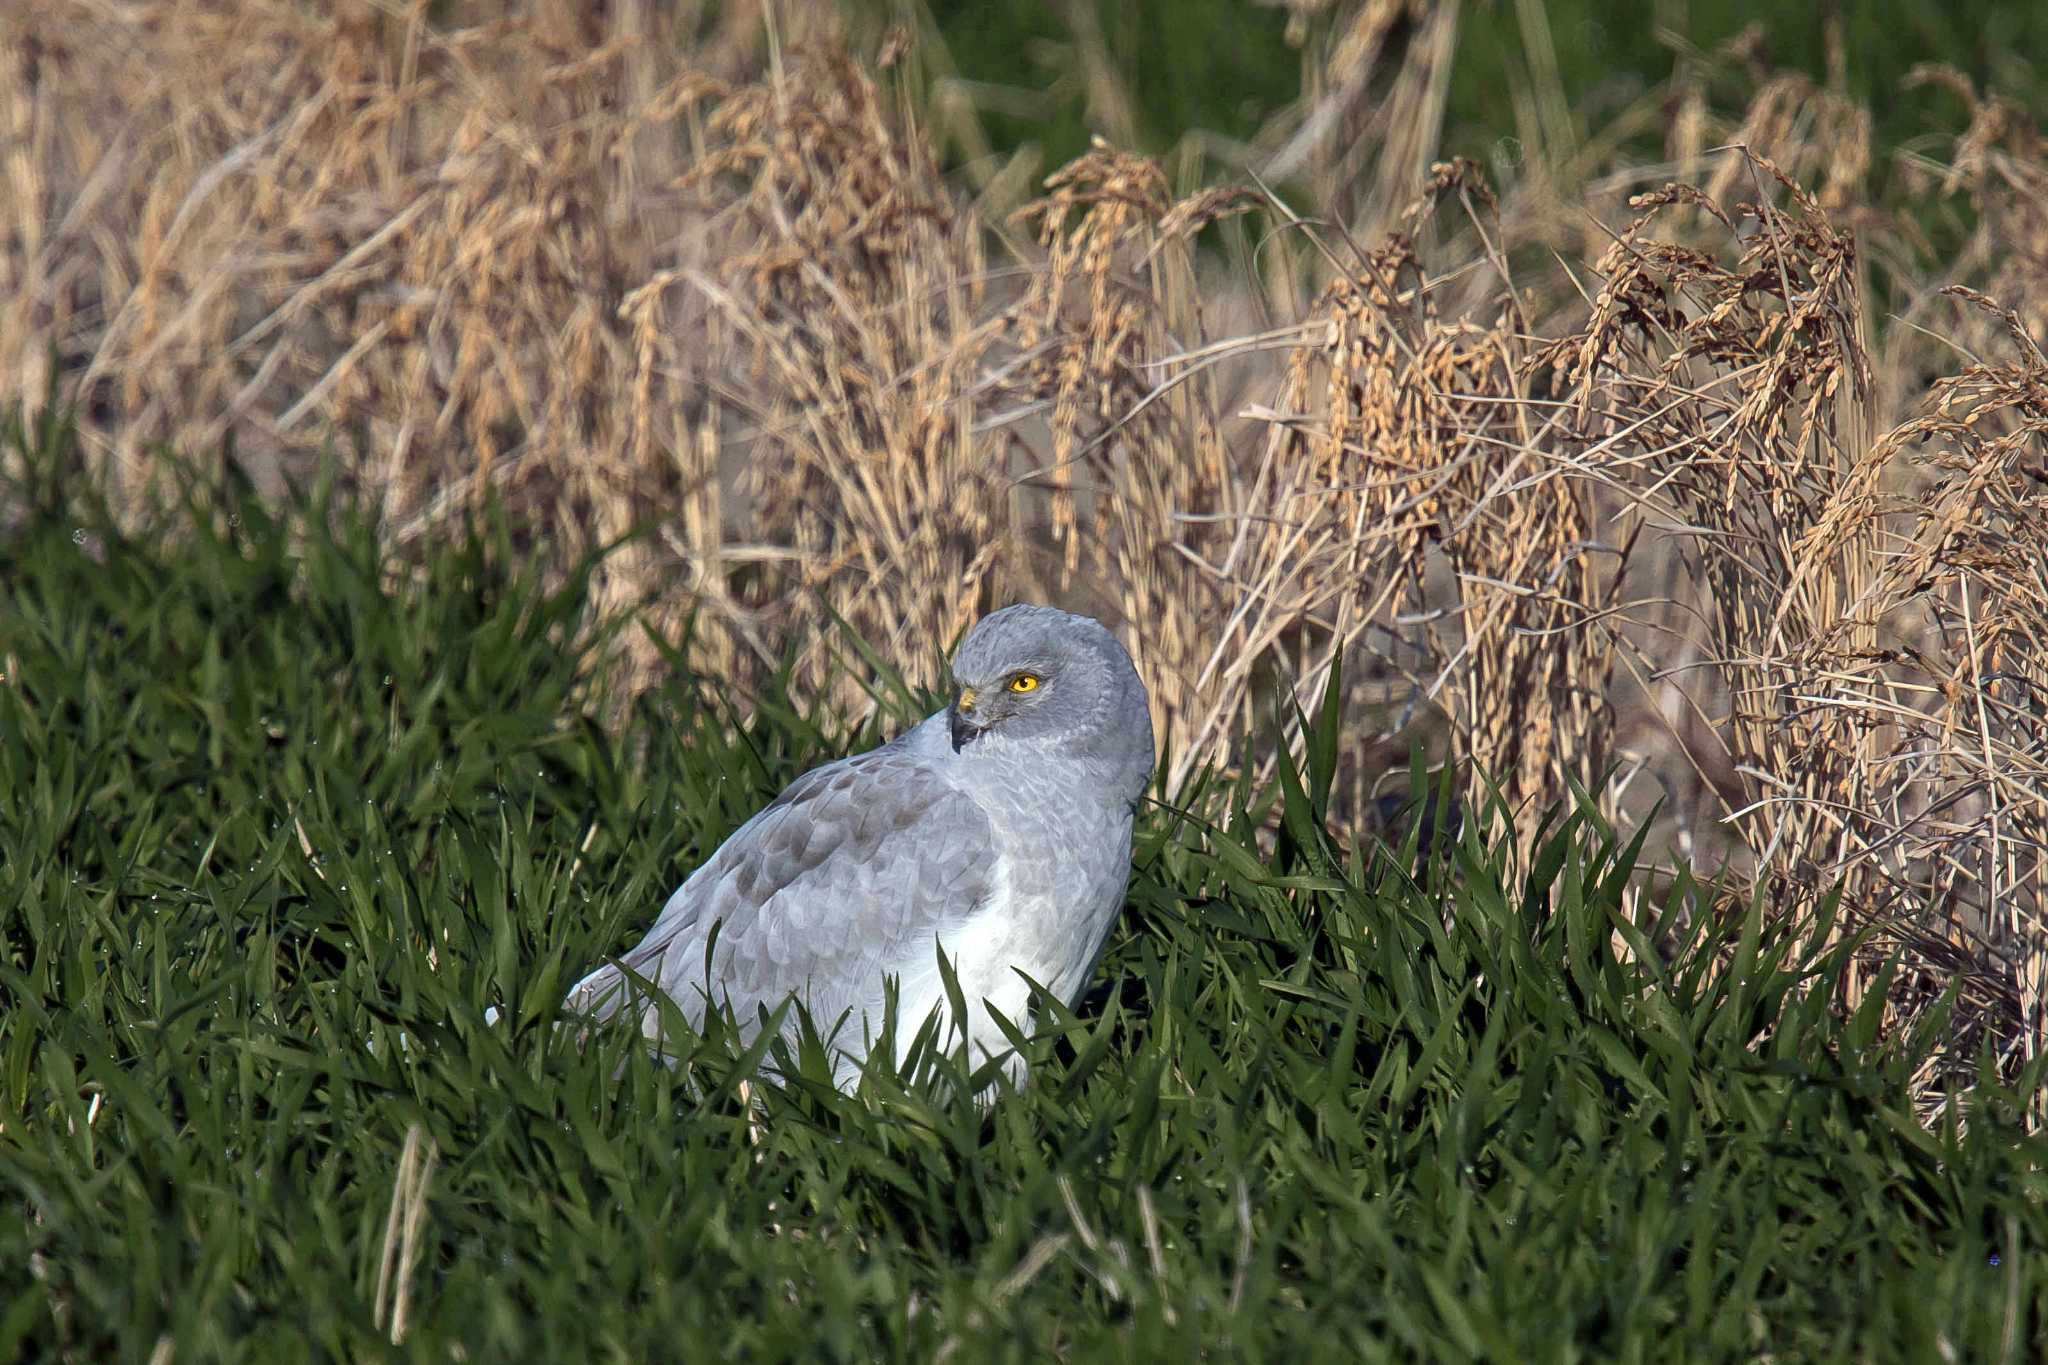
top-left (565, 745), bottom-right (996, 1052)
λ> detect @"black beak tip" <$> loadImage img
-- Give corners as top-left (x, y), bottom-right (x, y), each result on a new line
top-left (950, 706), bottom-right (973, 752)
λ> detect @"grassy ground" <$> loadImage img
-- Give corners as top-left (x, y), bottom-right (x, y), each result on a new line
top-left (3, 412), bottom-right (2044, 1360)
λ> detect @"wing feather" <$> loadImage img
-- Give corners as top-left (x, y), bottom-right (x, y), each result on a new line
top-left (566, 744), bottom-right (996, 1048)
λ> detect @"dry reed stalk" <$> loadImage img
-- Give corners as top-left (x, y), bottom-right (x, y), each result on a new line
top-left (1849, 289), bottom-right (2048, 1093)
top-left (1237, 163), bottom-right (1618, 836)
top-left (0, 0), bottom-right (846, 688)
top-left (1546, 160), bottom-right (1889, 943)
top-left (1002, 144), bottom-right (1258, 790)
top-left (649, 42), bottom-right (1023, 710)
top-left (1543, 154), bottom-right (2044, 1097)
top-left (1267, 0), bottom-right (1463, 234)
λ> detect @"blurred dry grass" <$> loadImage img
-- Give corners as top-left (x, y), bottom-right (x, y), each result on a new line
top-left (1, 0), bottom-right (2041, 1110)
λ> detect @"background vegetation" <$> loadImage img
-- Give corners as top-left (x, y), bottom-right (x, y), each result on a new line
top-left (2, 0), bottom-right (2046, 1353)
top-left (920, 0), bottom-right (2048, 175)
top-left (2, 410), bottom-right (2042, 1360)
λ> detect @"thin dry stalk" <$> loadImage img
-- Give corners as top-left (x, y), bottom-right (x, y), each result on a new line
top-left (373, 1122), bottom-right (439, 1345)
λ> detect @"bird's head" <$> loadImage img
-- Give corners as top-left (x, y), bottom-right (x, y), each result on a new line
top-left (946, 605), bottom-right (1153, 799)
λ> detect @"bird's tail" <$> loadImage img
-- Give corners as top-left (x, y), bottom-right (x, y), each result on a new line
top-left (478, 961), bottom-right (640, 1042)
top-left (562, 959), bottom-right (637, 1023)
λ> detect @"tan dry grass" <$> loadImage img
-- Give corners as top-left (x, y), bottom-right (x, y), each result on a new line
top-left (1, 0), bottom-right (2041, 1104)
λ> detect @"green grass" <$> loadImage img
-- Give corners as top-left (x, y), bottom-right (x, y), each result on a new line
top-left (2, 407), bottom-right (2044, 1362)
top-left (910, 0), bottom-right (2047, 172)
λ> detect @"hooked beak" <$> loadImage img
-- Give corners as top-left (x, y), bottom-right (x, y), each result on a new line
top-left (950, 687), bottom-right (979, 752)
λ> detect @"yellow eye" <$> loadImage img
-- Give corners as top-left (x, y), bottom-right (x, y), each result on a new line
top-left (1007, 673), bottom-right (1040, 693)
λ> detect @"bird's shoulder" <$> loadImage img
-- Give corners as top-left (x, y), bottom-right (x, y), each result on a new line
top-left (753, 738), bottom-right (973, 841)
top-left (630, 734), bottom-right (996, 973)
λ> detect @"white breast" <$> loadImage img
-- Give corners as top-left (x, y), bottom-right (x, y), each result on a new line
top-left (878, 814), bottom-right (1128, 1078)
top-left (879, 853), bottom-right (1037, 1073)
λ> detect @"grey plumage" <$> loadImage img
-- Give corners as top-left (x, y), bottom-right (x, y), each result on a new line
top-left (565, 604), bottom-right (1154, 1089)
